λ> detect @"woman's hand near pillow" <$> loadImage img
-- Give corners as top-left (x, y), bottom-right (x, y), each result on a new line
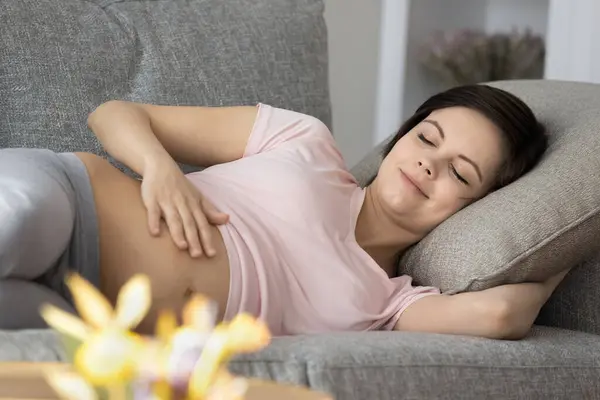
top-left (475, 269), bottom-right (569, 339)
top-left (394, 269), bottom-right (570, 340)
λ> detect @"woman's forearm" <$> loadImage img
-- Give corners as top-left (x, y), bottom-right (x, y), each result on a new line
top-left (394, 292), bottom-right (508, 339)
top-left (395, 282), bottom-right (551, 340)
top-left (87, 100), bottom-right (175, 176)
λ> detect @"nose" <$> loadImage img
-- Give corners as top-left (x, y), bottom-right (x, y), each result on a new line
top-left (418, 160), bottom-right (436, 179)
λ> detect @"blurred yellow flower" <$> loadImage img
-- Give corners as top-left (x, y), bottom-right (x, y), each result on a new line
top-left (204, 368), bottom-right (248, 400)
top-left (40, 274), bottom-right (273, 400)
top-left (44, 368), bottom-right (130, 400)
top-left (40, 273), bottom-right (151, 386)
top-left (44, 369), bottom-right (98, 400)
top-left (137, 295), bottom-right (218, 398)
top-left (188, 313), bottom-right (271, 399)
top-left (167, 294), bottom-right (218, 368)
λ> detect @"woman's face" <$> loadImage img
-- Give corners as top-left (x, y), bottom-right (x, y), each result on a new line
top-left (373, 106), bottom-right (507, 234)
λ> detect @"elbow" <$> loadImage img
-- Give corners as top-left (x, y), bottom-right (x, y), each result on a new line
top-left (88, 100), bottom-right (111, 130)
top-left (487, 300), bottom-right (529, 340)
top-left (87, 100), bottom-right (126, 130)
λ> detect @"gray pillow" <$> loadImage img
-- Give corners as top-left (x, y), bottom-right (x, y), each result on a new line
top-left (352, 80), bottom-right (600, 294)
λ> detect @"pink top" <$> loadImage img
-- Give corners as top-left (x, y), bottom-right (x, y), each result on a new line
top-left (185, 104), bottom-right (440, 336)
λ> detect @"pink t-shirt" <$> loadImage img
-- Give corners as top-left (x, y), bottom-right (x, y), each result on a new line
top-left (185, 104), bottom-right (440, 336)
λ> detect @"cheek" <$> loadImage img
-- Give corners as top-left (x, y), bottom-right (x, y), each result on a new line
top-left (390, 138), bottom-right (417, 160)
top-left (430, 182), bottom-right (469, 214)
top-left (385, 134), bottom-right (418, 162)
top-left (378, 152), bottom-right (401, 184)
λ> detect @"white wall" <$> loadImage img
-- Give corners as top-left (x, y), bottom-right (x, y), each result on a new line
top-left (324, 0), bottom-right (551, 166)
top-left (323, 0), bottom-right (382, 167)
top-left (544, 0), bottom-right (600, 83)
top-left (401, 0), bottom-right (487, 121)
top-left (401, 0), bottom-right (549, 122)
top-left (372, 0), bottom-right (410, 145)
top-left (485, 0), bottom-right (548, 35)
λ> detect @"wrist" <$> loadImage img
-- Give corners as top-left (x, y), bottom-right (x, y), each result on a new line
top-left (142, 149), bottom-right (177, 175)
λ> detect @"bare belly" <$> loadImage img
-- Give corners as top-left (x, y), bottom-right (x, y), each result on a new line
top-left (75, 153), bottom-right (230, 334)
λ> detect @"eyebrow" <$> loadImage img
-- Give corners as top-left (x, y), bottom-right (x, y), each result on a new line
top-left (423, 119), bottom-right (483, 183)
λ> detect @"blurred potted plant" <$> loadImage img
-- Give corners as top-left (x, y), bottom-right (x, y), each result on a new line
top-left (419, 28), bottom-right (545, 86)
top-left (39, 273), bottom-right (271, 400)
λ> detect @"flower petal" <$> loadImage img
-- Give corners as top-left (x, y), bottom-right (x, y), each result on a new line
top-left (66, 273), bottom-right (113, 329)
top-left (114, 274), bottom-right (152, 330)
top-left (155, 309), bottom-right (178, 343)
top-left (187, 329), bottom-right (230, 397)
top-left (188, 314), bottom-right (270, 395)
top-left (74, 329), bottom-right (142, 386)
top-left (224, 313), bottom-right (271, 353)
top-left (207, 370), bottom-right (248, 400)
top-left (39, 304), bottom-right (91, 341)
top-left (190, 367), bottom-right (248, 400)
top-left (151, 380), bottom-right (173, 400)
top-left (44, 370), bottom-right (98, 400)
top-left (182, 294), bottom-right (218, 332)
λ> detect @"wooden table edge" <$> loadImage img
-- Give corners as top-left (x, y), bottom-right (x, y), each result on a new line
top-left (0, 362), bottom-right (333, 400)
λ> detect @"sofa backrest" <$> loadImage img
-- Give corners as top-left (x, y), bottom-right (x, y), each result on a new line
top-left (0, 0), bottom-right (331, 171)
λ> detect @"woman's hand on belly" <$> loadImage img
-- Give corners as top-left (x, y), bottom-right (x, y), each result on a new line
top-left (77, 153), bottom-right (231, 335)
top-left (142, 155), bottom-right (229, 258)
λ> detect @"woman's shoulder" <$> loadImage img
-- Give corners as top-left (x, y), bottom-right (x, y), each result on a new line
top-left (244, 103), bottom-right (338, 156)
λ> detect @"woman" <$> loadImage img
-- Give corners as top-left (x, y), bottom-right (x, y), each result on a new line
top-left (0, 84), bottom-right (566, 338)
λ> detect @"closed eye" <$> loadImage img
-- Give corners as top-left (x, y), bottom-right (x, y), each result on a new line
top-left (419, 132), bottom-right (469, 185)
top-left (450, 164), bottom-right (469, 185)
top-left (417, 133), bottom-right (435, 146)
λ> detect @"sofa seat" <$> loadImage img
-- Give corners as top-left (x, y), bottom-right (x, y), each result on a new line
top-left (2, 326), bottom-right (598, 399)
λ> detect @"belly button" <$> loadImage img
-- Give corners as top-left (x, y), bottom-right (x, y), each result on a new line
top-left (184, 287), bottom-right (194, 299)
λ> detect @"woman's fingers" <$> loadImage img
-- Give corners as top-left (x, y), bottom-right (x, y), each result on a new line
top-left (193, 205), bottom-right (216, 257)
top-left (145, 200), bottom-right (162, 236)
top-left (147, 190), bottom-right (225, 258)
top-left (161, 203), bottom-right (188, 250)
top-left (202, 198), bottom-right (230, 225)
top-left (178, 201), bottom-right (203, 258)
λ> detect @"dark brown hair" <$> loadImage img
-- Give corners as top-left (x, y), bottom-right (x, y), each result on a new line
top-left (372, 84), bottom-right (547, 190)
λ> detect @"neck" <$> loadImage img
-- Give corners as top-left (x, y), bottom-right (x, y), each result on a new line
top-left (355, 186), bottom-right (422, 276)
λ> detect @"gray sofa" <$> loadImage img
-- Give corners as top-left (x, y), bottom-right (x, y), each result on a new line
top-left (1, 1), bottom-right (599, 399)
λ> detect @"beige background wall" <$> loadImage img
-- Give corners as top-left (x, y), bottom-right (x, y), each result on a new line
top-left (323, 0), bottom-right (382, 168)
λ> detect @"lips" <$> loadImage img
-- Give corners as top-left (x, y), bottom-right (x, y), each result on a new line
top-left (400, 169), bottom-right (428, 198)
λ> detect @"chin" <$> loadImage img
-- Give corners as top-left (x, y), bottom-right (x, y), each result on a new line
top-left (382, 194), bottom-right (414, 214)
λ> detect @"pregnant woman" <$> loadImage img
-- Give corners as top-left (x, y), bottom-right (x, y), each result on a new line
top-left (0, 84), bottom-right (566, 338)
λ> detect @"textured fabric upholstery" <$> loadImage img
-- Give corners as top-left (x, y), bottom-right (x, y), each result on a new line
top-left (1, 327), bottom-right (598, 400)
top-left (0, 0), bottom-right (331, 172)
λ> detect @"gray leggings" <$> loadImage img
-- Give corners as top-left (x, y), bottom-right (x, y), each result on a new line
top-left (0, 148), bottom-right (99, 329)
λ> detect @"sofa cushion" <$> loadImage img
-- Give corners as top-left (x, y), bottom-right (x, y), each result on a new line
top-left (354, 80), bottom-right (600, 295)
top-left (2, 327), bottom-right (599, 399)
top-left (536, 252), bottom-right (600, 335)
top-left (0, 330), bottom-right (66, 362)
top-left (233, 326), bottom-right (600, 400)
top-left (0, 0), bottom-right (330, 173)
